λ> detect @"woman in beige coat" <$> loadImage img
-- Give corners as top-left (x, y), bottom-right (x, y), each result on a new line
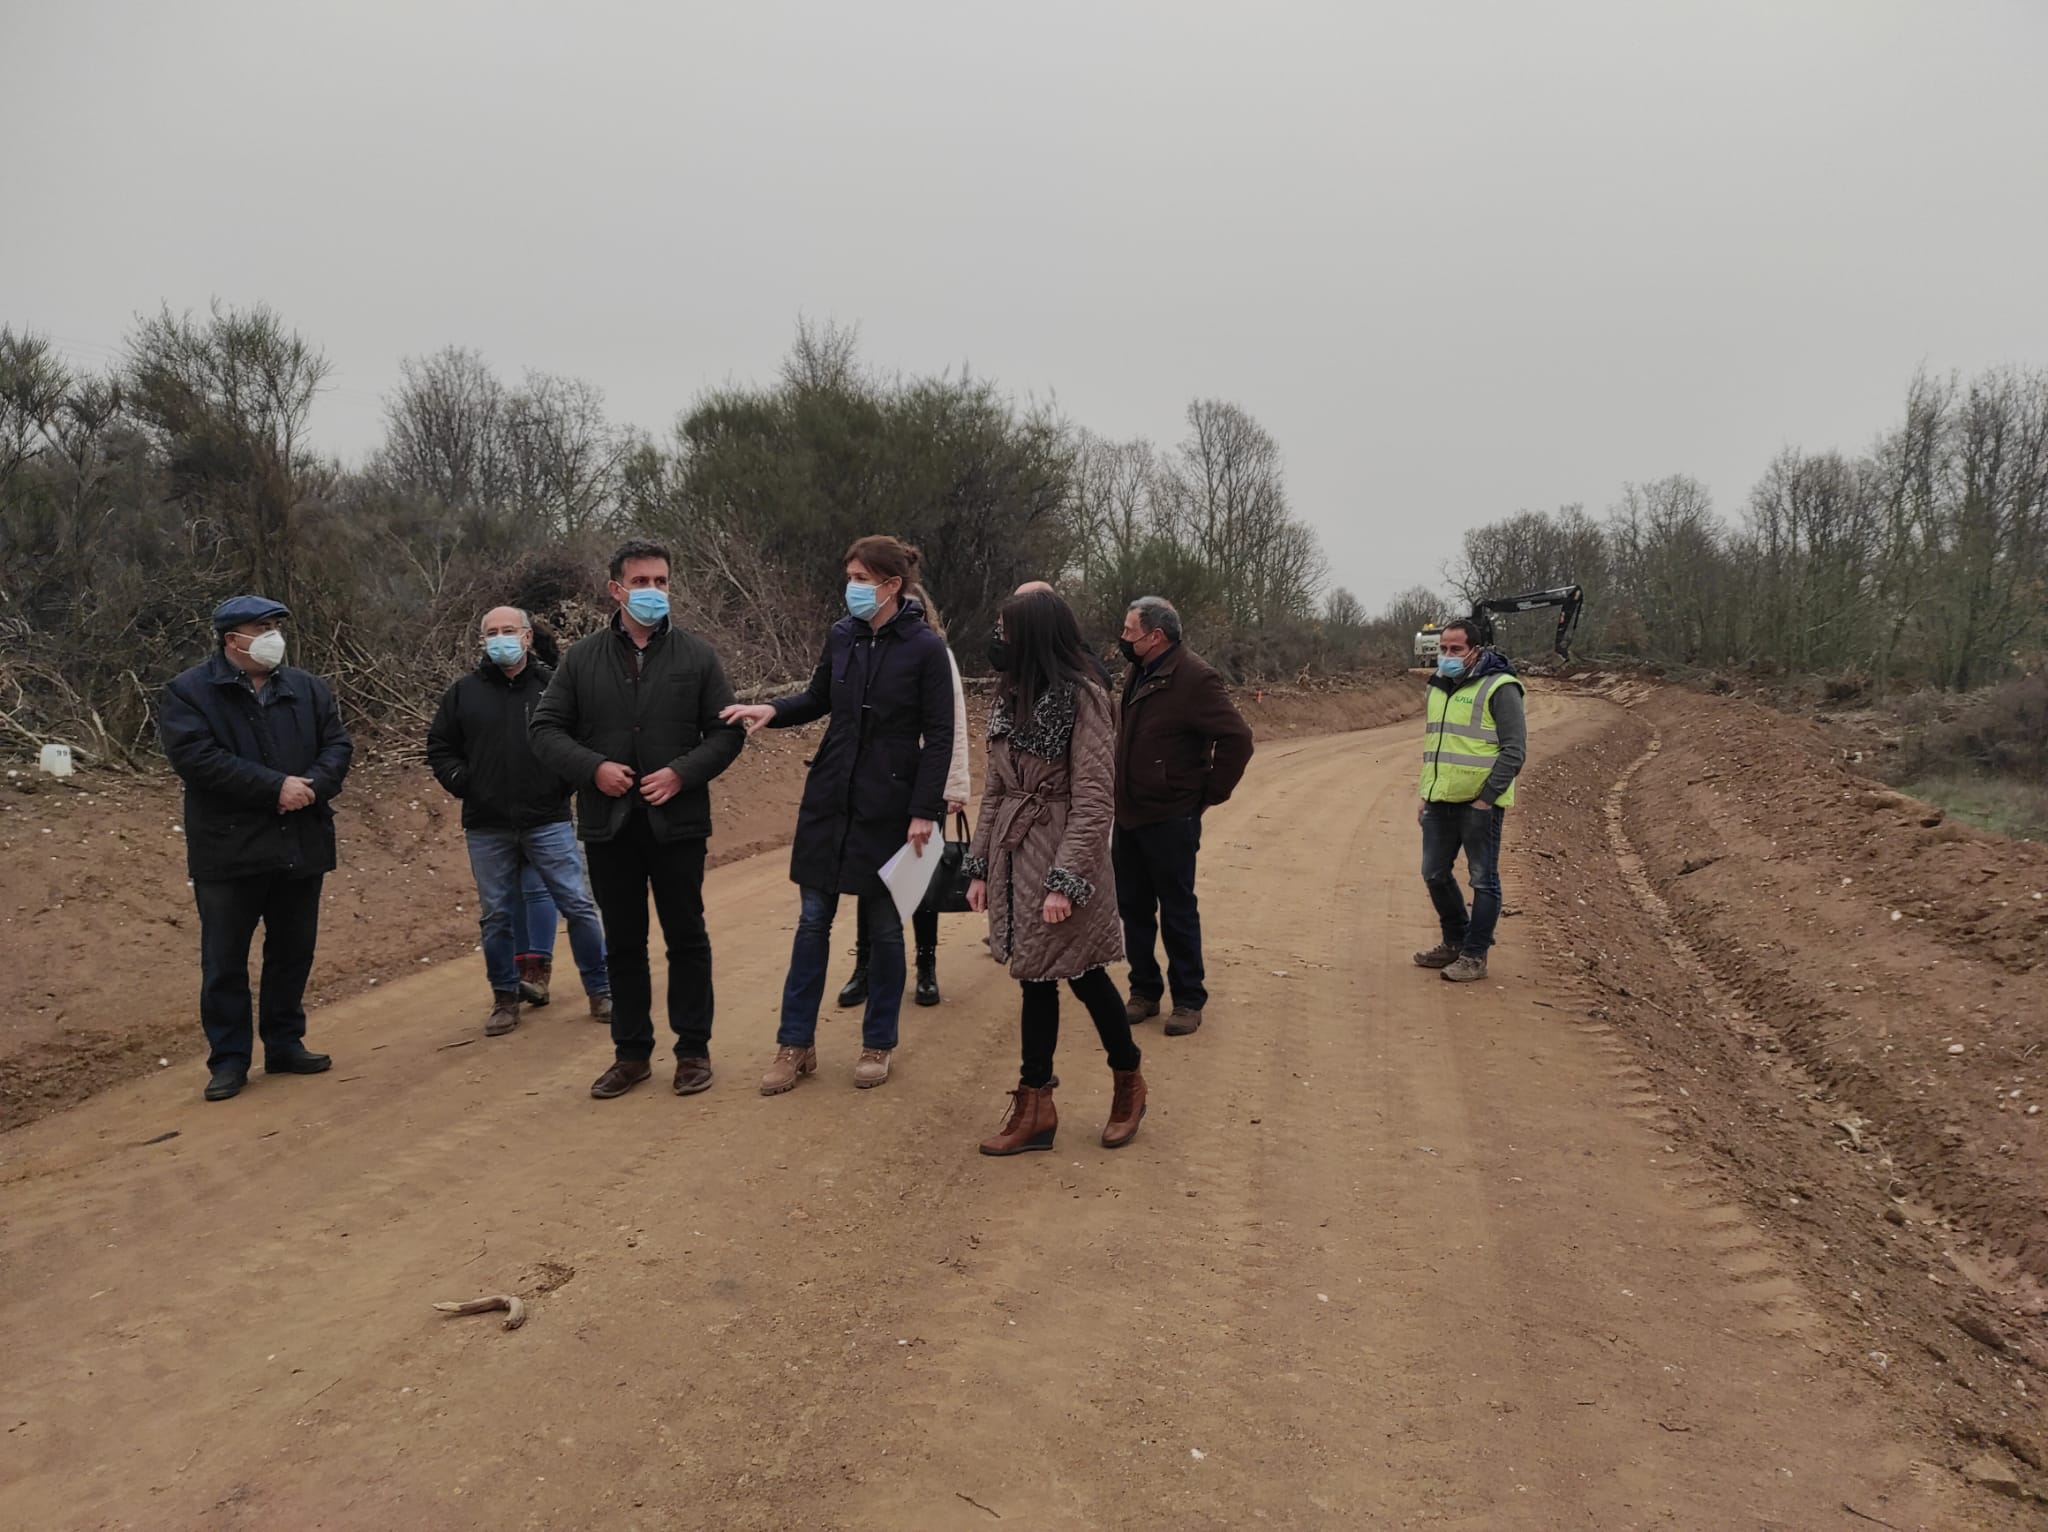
top-left (966, 588), bottom-right (1147, 1154)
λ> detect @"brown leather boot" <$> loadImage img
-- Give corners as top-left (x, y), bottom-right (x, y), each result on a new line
top-left (979, 1083), bottom-right (1057, 1156)
top-left (485, 990), bottom-right (521, 1036)
top-left (517, 955), bottom-right (552, 1007)
top-left (1101, 1067), bottom-right (1147, 1148)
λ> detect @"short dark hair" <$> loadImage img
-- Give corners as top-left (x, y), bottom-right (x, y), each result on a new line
top-left (1129, 596), bottom-right (1183, 643)
top-left (1439, 618), bottom-right (1482, 646)
top-left (609, 538), bottom-right (672, 582)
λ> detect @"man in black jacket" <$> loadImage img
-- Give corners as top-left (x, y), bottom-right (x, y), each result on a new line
top-left (158, 595), bottom-right (355, 1102)
top-left (427, 606), bottom-right (612, 1039)
top-left (530, 540), bottom-right (746, 1100)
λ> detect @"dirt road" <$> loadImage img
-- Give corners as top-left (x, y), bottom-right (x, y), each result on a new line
top-left (0, 695), bottom-right (2016, 1529)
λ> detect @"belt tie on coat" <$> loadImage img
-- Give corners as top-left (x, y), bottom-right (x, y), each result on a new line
top-left (990, 784), bottom-right (1070, 853)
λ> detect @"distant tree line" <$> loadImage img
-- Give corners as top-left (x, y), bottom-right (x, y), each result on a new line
top-left (0, 307), bottom-right (1339, 764)
top-left (1415, 368), bottom-right (2048, 691)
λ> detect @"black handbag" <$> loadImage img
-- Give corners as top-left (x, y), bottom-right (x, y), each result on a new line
top-left (920, 812), bottom-right (975, 914)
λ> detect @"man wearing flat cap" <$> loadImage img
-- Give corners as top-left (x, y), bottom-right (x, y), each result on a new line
top-left (158, 596), bottom-right (355, 1101)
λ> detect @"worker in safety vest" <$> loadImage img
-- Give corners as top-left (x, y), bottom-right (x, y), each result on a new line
top-left (1413, 617), bottom-right (1528, 982)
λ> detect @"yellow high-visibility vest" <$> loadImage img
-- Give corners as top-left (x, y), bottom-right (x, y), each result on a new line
top-left (1419, 672), bottom-right (1523, 806)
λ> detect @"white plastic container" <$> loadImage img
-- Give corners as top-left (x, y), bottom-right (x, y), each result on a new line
top-left (38, 743), bottom-right (74, 778)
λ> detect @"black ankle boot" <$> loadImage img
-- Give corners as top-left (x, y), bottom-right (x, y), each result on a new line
top-left (836, 963), bottom-right (869, 1008)
top-left (915, 947), bottom-right (940, 1007)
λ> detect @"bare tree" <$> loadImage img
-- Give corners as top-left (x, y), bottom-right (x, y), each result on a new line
top-left (379, 345), bottom-right (508, 510)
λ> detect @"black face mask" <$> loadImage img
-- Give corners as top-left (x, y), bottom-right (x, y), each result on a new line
top-left (1118, 637), bottom-right (1143, 665)
top-left (986, 638), bottom-right (1011, 672)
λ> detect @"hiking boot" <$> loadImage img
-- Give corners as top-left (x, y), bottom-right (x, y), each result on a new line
top-left (759, 1045), bottom-right (818, 1096)
top-left (263, 1045), bottom-right (332, 1074)
top-left (590, 1059), bottom-right (651, 1099)
top-left (915, 947), bottom-right (941, 1007)
top-left (980, 1083), bottom-right (1058, 1156)
top-left (836, 965), bottom-right (869, 1009)
top-left (1102, 1067), bottom-right (1148, 1149)
top-left (853, 1048), bottom-right (893, 1089)
top-left (485, 990), bottom-right (522, 1036)
top-left (1164, 1006), bottom-right (1204, 1036)
top-left (588, 992), bottom-right (613, 1023)
top-left (517, 955), bottom-right (552, 1007)
top-left (1412, 942), bottom-right (1459, 969)
top-left (1125, 994), bottom-right (1161, 1026)
top-left (673, 1057), bottom-right (715, 1095)
top-left (1441, 954), bottom-right (1489, 983)
top-left (204, 1064), bottom-right (247, 1102)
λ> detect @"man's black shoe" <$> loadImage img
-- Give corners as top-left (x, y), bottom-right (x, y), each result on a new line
top-left (263, 1046), bottom-right (333, 1075)
top-left (204, 1065), bottom-right (247, 1102)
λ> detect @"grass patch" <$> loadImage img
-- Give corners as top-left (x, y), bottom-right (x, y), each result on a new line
top-left (1900, 774), bottom-right (2048, 842)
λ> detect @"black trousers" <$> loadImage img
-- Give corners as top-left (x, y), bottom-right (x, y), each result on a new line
top-left (193, 871), bottom-right (325, 1071)
top-left (860, 906), bottom-right (941, 960)
top-left (1113, 814), bottom-right (1207, 1010)
top-left (1019, 967), bottom-right (1142, 1089)
top-left (586, 833), bottom-right (713, 1063)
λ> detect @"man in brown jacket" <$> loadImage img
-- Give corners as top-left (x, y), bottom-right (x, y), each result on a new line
top-left (1112, 596), bottom-right (1255, 1035)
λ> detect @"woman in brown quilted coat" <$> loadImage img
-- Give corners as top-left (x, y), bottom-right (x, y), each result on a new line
top-left (966, 588), bottom-right (1148, 1154)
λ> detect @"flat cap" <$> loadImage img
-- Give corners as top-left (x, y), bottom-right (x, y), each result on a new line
top-left (211, 594), bottom-right (292, 632)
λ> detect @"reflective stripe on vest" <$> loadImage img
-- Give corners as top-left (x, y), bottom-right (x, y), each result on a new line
top-left (1420, 673), bottom-right (1520, 806)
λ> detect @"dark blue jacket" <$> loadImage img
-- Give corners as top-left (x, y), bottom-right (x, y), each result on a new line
top-left (158, 652), bottom-right (355, 881)
top-left (770, 599), bottom-right (954, 896)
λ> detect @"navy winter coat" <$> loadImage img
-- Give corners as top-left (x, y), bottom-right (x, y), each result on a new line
top-left (769, 600), bottom-right (955, 897)
top-left (158, 652), bottom-right (355, 881)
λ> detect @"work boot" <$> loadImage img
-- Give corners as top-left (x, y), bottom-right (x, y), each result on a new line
top-left (979, 1083), bottom-right (1058, 1156)
top-left (1125, 994), bottom-right (1161, 1026)
top-left (673, 1057), bottom-right (715, 1095)
top-left (590, 1059), bottom-right (651, 1099)
top-left (1164, 1006), bottom-right (1204, 1037)
top-left (759, 1044), bottom-right (818, 1096)
top-left (1101, 1067), bottom-right (1148, 1149)
top-left (1412, 942), bottom-right (1459, 969)
top-left (915, 947), bottom-right (941, 1007)
top-left (204, 1063), bottom-right (247, 1102)
top-left (263, 1044), bottom-right (332, 1074)
top-left (485, 990), bottom-right (522, 1036)
top-left (588, 992), bottom-right (613, 1022)
top-left (1441, 954), bottom-right (1489, 983)
top-left (853, 1048), bottom-right (893, 1089)
top-left (517, 955), bottom-right (552, 1007)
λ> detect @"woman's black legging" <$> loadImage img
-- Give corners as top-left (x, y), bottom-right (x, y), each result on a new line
top-left (1019, 967), bottom-right (1141, 1088)
top-left (862, 906), bottom-right (939, 964)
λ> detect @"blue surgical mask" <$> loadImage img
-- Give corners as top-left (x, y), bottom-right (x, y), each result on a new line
top-left (625, 588), bottom-right (669, 625)
top-left (1436, 655), bottom-right (1466, 679)
top-left (846, 581), bottom-right (881, 620)
top-left (485, 635), bottom-right (525, 668)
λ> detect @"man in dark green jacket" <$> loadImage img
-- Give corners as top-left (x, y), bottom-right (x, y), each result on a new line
top-left (530, 539), bottom-right (745, 1101)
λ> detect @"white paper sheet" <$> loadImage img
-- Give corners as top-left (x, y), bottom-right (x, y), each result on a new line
top-left (878, 836), bottom-right (944, 925)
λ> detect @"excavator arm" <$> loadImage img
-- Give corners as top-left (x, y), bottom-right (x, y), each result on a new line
top-left (1471, 584), bottom-right (1585, 660)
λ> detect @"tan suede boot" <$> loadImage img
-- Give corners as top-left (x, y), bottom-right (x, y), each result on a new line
top-left (759, 1045), bottom-right (818, 1096)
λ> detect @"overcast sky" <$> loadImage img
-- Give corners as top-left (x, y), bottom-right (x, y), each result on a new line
top-left (5, 0), bottom-right (2046, 609)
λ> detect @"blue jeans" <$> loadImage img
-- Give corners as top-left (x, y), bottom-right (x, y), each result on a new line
top-left (465, 823), bottom-right (609, 997)
top-left (518, 863), bottom-right (557, 960)
top-left (1421, 800), bottom-right (1507, 955)
top-left (778, 889), bottom-right (905, 1051)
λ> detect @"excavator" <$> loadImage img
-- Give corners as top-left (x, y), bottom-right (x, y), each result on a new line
top-left (1414, 584), bottom-right (1586, 669)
